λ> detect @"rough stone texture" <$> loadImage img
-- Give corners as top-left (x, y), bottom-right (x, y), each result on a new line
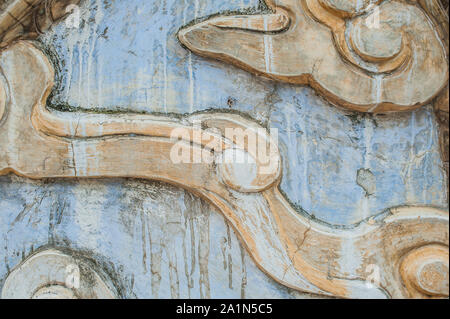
top-left (39, 0), bottom-right (447, 226)
top-left (0, 0), bottom-right (448, 299)
top-left (0, 0), bottom-right (82, 47)
top-left (178, 0), bottom-right (449, 112)
top-left (0, 175), bottom-right (324, 299)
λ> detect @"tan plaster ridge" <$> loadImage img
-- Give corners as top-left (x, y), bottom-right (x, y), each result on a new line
top-left (0, 41), bottom-right (448, 299)
top-left (0, 0), bottom-right (81, 47)
top-left (178, 0), bottom-right (449, 113)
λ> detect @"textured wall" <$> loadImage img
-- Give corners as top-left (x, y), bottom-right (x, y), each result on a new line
top-left (41, 0), bottom-right (447, 225)
top-left (0, 0), bottom-right (448, 298)
top-left (0, 175), bottom-right (326, 298)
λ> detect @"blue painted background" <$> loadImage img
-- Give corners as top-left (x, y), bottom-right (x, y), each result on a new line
top-left (0, 0), bottom-right (447, 299)
top-left (40, 0), bottom-right (447, 225)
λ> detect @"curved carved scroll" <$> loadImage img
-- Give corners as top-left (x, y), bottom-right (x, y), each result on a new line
top-left (0, 41), bottom-right (448, 298)
top-left (178, 0), bottom-right (449, 113)
top-left (1, 249), bottom-right (117, 299)
top-left (0, 0), bottom-right (81, 48)
top-left (400, 244), bottom-right (449, 298)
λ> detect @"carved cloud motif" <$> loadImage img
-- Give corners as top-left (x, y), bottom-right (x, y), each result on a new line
top-left (0, 41), bottom-right (448, 299)
top-left (0, 1), bottom-right (448, 299)
top-left (178, 0), bottom-right (449, 112)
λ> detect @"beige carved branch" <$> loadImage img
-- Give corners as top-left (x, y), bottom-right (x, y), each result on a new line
top-left (0, 0), bottom-right (81, 48)
top-left (178, 0), bottom-right (449, 113)
top-left (417, 0), bottom-right (449, 53)
top-left (0, 41), bottom-right (448, 298)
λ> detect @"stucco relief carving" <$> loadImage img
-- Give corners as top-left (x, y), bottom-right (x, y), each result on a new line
top-left (400, 244), bottom-right (449, 298)
top-left (178, 0), bottom-right (449, 113)
top-left (0, 41), bottom-right (448, 299)
top-left (0, 0), bottom-right (81, 48)
top-left (0, 73), bottom-right (5, 123)
top-left (1, 249), bottom-right (117, 298)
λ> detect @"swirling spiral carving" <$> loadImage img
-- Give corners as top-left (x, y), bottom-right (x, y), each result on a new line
top-left (179, 0), bottom-right (449, 112)
top-left (307, 0), bottom-right (412, 74)
top-left (1, 249), bottom-right (117, 299)
top-left (400, 245), bottom-right (449, 298)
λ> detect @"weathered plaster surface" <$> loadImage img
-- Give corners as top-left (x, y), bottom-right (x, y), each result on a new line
top-left (0, 0), bottom-right (448, 299)
top-left (0, 175), bottom-right (325, 298)
top-left (39, 0), bottom-right (447, 225)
